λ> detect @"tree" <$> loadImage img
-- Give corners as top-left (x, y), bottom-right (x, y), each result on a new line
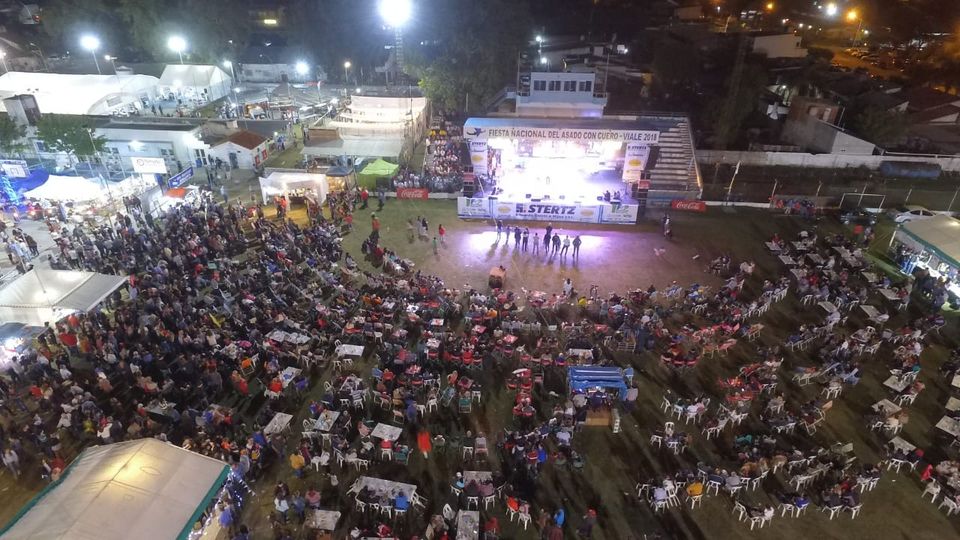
top-left (0, 115), bottom-right (27, 156)
top-left (708, 63), bottom-right (767, 150)
top-left (405, 0), bottom-right (532, 113)
top-left (853, 107), bottom-right (910, 148)
top-left (35, 115), bottom-right (106, 156)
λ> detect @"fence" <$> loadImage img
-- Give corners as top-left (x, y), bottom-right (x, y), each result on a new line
top-left (697, 150), bottom-right (960, 172)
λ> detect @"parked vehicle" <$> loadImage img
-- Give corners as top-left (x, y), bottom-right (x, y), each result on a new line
top-left (892, 205), bottom-right (936, 223)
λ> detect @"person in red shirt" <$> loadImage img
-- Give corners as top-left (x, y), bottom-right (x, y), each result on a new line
top-left (438, 224), bottom-right (446, 245)
top-left (268, 378), bottom-right (282, 394)
top-left (371, 214), bottom-right (380, 232)
top-left (360, 188), bottom-right (369, 209)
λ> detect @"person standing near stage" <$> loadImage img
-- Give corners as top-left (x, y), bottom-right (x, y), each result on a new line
top-left (532, 232), bottom-right (540, 255)
top-left (551, 233), bottom-right (561, 255)
top-left (545, 223), bottom-right (553, 247)
top-left (513, 226), bottom-right (521, 247)
top-left (543, 231), bottom-right (551, 255)
top-left (360, 188), bottom-right (369, 209)
top-left (438, 224), bottom-right (446, 245)
top-left (572, 235), bottom-right (582, 259)
top-left (496, 219), bottom-right (504, 241)
top-left (522, 228), bottom-right (529, 252)
top-left (560, 235), bottom-right (571, 257)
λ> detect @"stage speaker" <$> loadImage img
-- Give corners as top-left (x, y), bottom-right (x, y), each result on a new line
top-left (559, 195), bottom-right (565, 200)
top-left (525, 194), bottom-right (531, 199)
top-left (543, 195), bottom-right (550, 200)
top-left (531, 198), bottom-right (541, 202)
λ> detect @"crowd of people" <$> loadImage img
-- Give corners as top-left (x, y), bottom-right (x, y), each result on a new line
top-left (2, 175), bottom-right (960, 540)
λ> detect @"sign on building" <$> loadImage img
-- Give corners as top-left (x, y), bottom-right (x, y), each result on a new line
top-left (131, 157), bottom-right (169, 175)
top-left (168, 166), bottom-right (194, 188)
top-left (0, 159), bottom-right (29, 178)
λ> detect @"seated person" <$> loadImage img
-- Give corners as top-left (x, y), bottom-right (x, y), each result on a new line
top-left (394, 491), bottom-right (410, 510)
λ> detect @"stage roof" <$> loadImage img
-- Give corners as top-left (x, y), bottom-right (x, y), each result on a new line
top-left (464, 114), bottom-right (690, 133)
top-left (0, 439), bottom-right (228, 540)
top-left (301, 138), bottom-right (402, 159)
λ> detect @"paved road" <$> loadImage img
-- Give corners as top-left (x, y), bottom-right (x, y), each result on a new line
top-left (824, 46), bottom-right (903, 80)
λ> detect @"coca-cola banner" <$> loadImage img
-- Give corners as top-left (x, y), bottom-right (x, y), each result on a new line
top-left (396, 188), bottom-right (429, 200)
top-left (670, 199), bottom-right (707, 213)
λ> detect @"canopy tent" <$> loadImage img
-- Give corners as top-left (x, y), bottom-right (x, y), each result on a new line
top-left (358, 158), bottom-right (400, 189)
top-left (568, 366), bottom-right (628, 399)
top-left (0, 268), bottom-right (127, 327)
top-left (158, 64), bottom-right (233, 102)
top-left (0, 439), bottom-right (229, 540)
top-left (23, 175), bottom-right (107, 202)
top-left (323, 165), bottom-right (357, 192)
top-left (0, 72), bottom-right (159, 115)
top-left (258, 171), bottom-right (328, 205)
top-left (896, 214), bottom-right (960, 269)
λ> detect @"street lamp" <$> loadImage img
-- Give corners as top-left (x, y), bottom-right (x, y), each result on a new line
top-left (104, 54), bottom-right (117, 72)
top-left (846, 9), bottom-right (863, 45)
top-left (825, 2), bottom-right (838, 17)
top-left (168, 35), bottom-right (187, 64)
top-left (343, 60), bottom-right (351, 84)
top-left (222, 59), bottom-right (238, 81)
top-left (0, 50), bottom-right (7, 73)
top-left (378, 0), bottom-right (412, 82)
top-left (80, 34), bottom-right (101, 74)
top-left (295, 61), bottom-right (309, 81)
top-left (765, 2), bottom-right (774, 11)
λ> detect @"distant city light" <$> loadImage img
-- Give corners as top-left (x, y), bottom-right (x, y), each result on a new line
top-left (295, 61), bottom-right (309, 75)
top-left (263, 18), bottom-right (278, 26)
top-left (765, 2), bottom-right (774, 11)
top-left (540, 57), bottom-right (548, 65)
top-left (846, 9), bottom-right (858, 22)
top-left (825, 3), bottom-right (838, 17)
top-left (535, 35), bottom-right (543, 43)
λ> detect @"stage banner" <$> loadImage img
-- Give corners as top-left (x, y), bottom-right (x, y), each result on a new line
top-left (457, 197), bottom-right (491, 218)
top-left (621, 143), bottom-right (650, 182)
top-left (671, 199), bottom-right (707, 213)
top-left (600, 203), bottom-right (639, 224)
top-left (492, 201), bottom-right (602, 224)
top-left (396, 187), bottom-right (429, 200)
top-left (465, 125), bottom-right (660, 144)
top-left (469, 141), bottom-right (488, 175)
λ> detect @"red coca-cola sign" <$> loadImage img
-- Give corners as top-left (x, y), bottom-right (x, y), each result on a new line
top-left (396, 188), bottom-right (429, 200)
top-left (670, 199), bottom-right (707, 212)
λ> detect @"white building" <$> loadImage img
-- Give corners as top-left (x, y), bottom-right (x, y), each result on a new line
top-left (89, 119), bottom-right (210, 173)
top-left (0, 72), bottom-right (159, 115)
top-left (751, 33), bottom-right (808, 59)
top-left (239, 46), bottom-right (315, 83)
top-left (518, 70), bottom-right (607, 118)
top-left (205, 130), bottom-right (270, 169)
top-left (158, 64), bottom-right (233, 103)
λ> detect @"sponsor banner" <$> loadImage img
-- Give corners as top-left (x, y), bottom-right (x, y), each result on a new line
top-left (621, 143), bottom-right (650, 182)
top-left (168, 166), bottom-right (194, 188)
top-left (671, 199), bottom-right (707, 213)
top-left (465, 125), bottom-right (660, 144)
top-left (0, 159), bottom-right (29, 178)
top-left (396, 187), bottom-right (429, 200)
top-left (131, 156), bottom-right (168, 174)
top-left (468, 141), bottom-right (488, 175)
top-left (457, 197), bottom-right (491, 218)
top-left (636, 180), bottom-right (651, 190)
top-left (600, 203), bottom-right (639, 224)
top-left (494, 202), bottom-right (601, 224)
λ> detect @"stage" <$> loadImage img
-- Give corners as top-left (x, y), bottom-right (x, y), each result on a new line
top-left (487, 156), bottom-right (634, 205)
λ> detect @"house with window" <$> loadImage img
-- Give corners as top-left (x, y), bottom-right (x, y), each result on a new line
top-left (518, 70), bottom-right (607, 118)
top-left (204, 130), bottom-right (270, 169)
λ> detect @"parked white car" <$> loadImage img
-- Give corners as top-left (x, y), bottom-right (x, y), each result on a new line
top-left (893, 205), bottom-right (936, 223)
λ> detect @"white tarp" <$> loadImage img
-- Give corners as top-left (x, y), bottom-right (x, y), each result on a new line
top-left (23, 176), bottom-right (107, 202)
top-left (158, 65), bottom-right (232, 101)
top-left (0, 268), bottom-right (127, 327)
top-left (258, 171), bottom-right (328, 204)
top-left (0, 439), bottom-right (228, 540)
top-left (0, 72), bottom-right (159, 115)
top-left (898, 214), bottom-right (960, 268)
top-left (301, 138), bottom-right (403, 160)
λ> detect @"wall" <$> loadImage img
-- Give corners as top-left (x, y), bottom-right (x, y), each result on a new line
top-left (208, 141), bottom-right (266, 169)
top-left (97, 127), bottom-right (209, 172)
top-left (751, 34), bottom-right (807, 59)
top-left (240, 63), bottom-right (295, 83)
top-left (782, 115), bottom-right (875, 155)
top-left (696, 149), bottom-right (960, 172)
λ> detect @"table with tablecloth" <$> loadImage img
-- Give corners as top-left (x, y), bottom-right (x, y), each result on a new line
top-left (456, 510), bottom-right (480, 540)
top-left (264, 412), bottom-right (293, 435)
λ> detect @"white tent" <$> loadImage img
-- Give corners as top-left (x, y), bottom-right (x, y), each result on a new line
top-left (0, 268), bottom-right (127, 327)
top-left (0, 72), bottom-right (159, 115)
top-left (0, 439), bottom-right (228, 540)
top-left (23, 175), bottom-right (107, 202)
top-left (897, 214), bottom-right (960, 269)
top-left (258, 171), bottom-right (328, 205)
top-left (159, 64), bottom-right (232, 102)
